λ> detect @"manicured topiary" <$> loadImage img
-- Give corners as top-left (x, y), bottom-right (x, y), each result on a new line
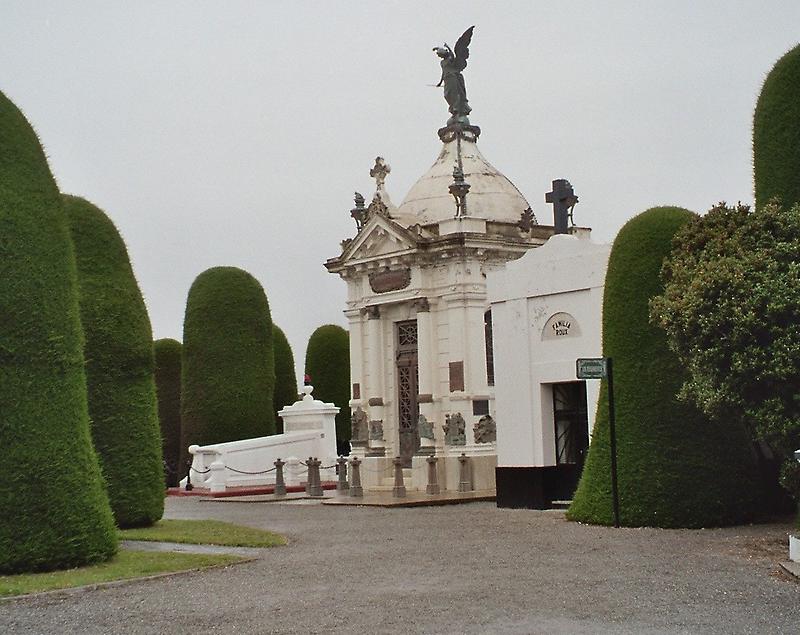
top-left (754, 44), bottom-right (800, 210)
top-left (567, 207), bottom-right (758, 528)
top-left (65, 195), bottom-right (164, 528)
top-left (181, 267), bottom-right (275, 460)
top-left (154, 338), bottom-right (182, 487)
top-left (272, 324), bottom-right (297, 434)
top-left (0, 91), bottom-right (117, 572)
top-left (304, 325), bottom-right (350, 453)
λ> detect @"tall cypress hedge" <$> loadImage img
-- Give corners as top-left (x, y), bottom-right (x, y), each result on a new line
top-left (65, 195), bottom-right (164, 528)
top-left (567, 207), bottom-right (758, 528)
top-left (754, 44), bottom-right (800, 210)
top-left (272, 324), bottom-right (297, 434)
top-left (181, 267), bottom-right (275, 460)
top-left (304, 325), bottom-right (350, 453)
top-left (0, 91), bottom-right (117, 572)
top-left (154, 338), bottom-right (182, 487)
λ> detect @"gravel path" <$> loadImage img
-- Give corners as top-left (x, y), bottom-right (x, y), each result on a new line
top-left (2, 497), bottom-right (799, 634)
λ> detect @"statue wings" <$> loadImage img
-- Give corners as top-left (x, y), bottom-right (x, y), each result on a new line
top-left (452, 26), bottom-right (474, 71)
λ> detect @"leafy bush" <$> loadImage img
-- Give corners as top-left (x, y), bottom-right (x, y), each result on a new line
top-left (154, 338), bottom-right (182, 487)
top-left (304, 325), bottom-right (350, 453)
top-left (65, 195), bottom-right (164, 528)
top-left (754, 44), bottom-right (800, 210)
top-left (181, 267), bottom-right (275, 460)
top-left (568, 207), bottom-right (758, 528)
top-left (0, 91), bottom-right (117, 572)
top-left (652, 201), bottom-right (800, 502)
top-left (272, 324), bottom-right (297, 434)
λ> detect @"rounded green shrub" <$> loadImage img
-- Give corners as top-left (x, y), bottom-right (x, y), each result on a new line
top-left (304, 325), bottom-right (350, 453)
top-left (567, 207), bottom-right (758, 528)
top-left (154, 338), bottom-right (182, 488)
top-left (754, 44), bottom-right (800, 210)
top-left (272, 324), bottom-right (297, 434)
top-left (0, 91), bottom-right (117, 572)
top-left (65, 195), bottom-right (164, 528)
top-left (181, 267), bottom-right (275, 460)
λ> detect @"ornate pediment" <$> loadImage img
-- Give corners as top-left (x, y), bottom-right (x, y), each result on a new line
top-left (339, 215), bottom-right (420, 264)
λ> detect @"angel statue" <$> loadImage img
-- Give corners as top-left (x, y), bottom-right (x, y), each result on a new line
top-left (433, 26), bottom-right (475, 125)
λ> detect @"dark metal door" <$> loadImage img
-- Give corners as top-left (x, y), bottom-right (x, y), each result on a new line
top-left (396, 320), bottom-right (420, 466)
top-left (553, 382), bottom-right (589, 469)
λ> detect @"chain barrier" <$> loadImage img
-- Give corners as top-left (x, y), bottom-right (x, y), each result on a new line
top-left (224, 466), bottom-right (278, 475)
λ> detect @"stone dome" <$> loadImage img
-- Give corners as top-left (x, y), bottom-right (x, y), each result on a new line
top-left (394, 127), bottom-right (531, 228)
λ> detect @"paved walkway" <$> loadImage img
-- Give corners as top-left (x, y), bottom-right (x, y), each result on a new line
top-left (2, 497), bottom-right (799, 634)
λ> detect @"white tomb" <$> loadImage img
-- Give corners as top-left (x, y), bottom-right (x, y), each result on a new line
top-left (180, 385), bottom-right (339, 493)
top-left (325, 122), bottom-right (590, 492)
top-left (488, 233), bottom-right (610, 507)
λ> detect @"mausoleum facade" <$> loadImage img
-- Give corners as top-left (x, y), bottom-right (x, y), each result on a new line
top-left (325, 118), bottom-right (591, 491)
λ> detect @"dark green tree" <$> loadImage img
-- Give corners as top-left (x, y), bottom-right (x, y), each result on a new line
top-left (0, 91), bottom-right (117, 572)
top-left (65, 195), bottom-right (164, 528)
top-left (651, 201), bottom-right (800, 503)
top-left (304, 325), bottom-right (350, 454)
top-left (154, 338), bottom-right (183, 488)
top-left (181, 267), bottom-right (275, 464)
top-left (272, 324), bottom-right (297, 434)
top-left (754, 44), bottom-right (800, 210)
top-left (568, 207), bottom-right (758, 528)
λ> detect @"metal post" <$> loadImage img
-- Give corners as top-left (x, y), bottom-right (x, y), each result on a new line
top-left (305, 456), bottom-right (314, 496)
top-left (310, 458), bottom-right (324, 498)
top-left (607, 358), bottom-right (621, 528)
top-left (274, 458), bottom-right (286, 497)
top-left (349, 457), bottom-right (363, 497)
top-left (426, 455), bottom-right (440, 495)
top-left (392, 456), bottom-right (406, 498)
top-left (336, 456), bottom-right (349, 493)
top-left (458, 453), bottom-right (471, 493)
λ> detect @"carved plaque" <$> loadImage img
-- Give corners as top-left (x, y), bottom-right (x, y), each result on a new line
top-left (368, 268), bottom-right (411, 294)
top-left (542, 312), bottom-right (581, 340)
top-left (449, 361), bottom-right (465, 392)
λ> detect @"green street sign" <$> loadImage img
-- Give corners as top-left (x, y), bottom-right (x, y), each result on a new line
top-left (576, 357), bottom-right (608, 379)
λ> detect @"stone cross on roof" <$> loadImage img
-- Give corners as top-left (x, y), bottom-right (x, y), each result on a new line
top-left (370, 157), bottom-right (391, 190)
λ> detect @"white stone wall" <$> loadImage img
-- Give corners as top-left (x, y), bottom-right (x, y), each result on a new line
top-left (488, 234), bottom-right (610, 468)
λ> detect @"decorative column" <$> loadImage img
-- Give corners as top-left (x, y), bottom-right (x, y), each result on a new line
top-left (365, 305), bottom-right (385, 449)
top-left (414, 298), bottom-right (436, 453)
top-left (345, 308), bottom-right (365, 411)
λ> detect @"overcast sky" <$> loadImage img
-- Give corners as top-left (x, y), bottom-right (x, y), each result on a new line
top-left (2, 1), bottom-right (799, 376)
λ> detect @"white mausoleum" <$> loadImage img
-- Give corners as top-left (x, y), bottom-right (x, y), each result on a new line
top-left (326, 121), bottom-right (589, 492)
top-left (488, 233), bottom-right (610, 507)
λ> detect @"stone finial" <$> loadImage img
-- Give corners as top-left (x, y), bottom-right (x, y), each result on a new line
top-left (443, 412), bottom-right (466, 445)
top-left (370, 157), bottom-right (391, 190)
top-left (449, 164), bottom-right (470, 218)
top-left (518, 207), bottom-right (538, 232)
top-left (351, 191), bottom-right (367, 232)
top-left (473, 414), bottom-right (496, 443)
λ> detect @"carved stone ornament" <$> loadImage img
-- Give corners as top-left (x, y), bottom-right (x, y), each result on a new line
top-left (370, 157), bottom-right (391, 190)
top-left (369, 268), bottom-right (411, 294)
top-left (369, 420), bottom-right (385, 441)
top-left (417, 414), bottom-right (434, 440)
top-left (443, 413), bottom-right (466, 446)
top-left (473, 414), bottom-right (496, 444)
top-left (350, 407), bottom-right (369, 443)
top-left (518, 207), bottom-right (538, 232)
top-left (366, 192), bottom-right (390, 221)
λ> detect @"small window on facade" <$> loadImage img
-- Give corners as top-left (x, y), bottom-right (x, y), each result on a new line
top-left (484, 309), bottom-right (494, 386)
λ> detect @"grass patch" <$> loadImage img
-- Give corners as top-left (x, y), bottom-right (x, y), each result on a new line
top-left (118, 519), bottom-right (286, 548)
top-left (0, 550), bottom-right (242, 597)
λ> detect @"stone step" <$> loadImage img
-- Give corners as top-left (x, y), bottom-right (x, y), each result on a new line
top-left (550, 499), bottom-right (572, 510)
